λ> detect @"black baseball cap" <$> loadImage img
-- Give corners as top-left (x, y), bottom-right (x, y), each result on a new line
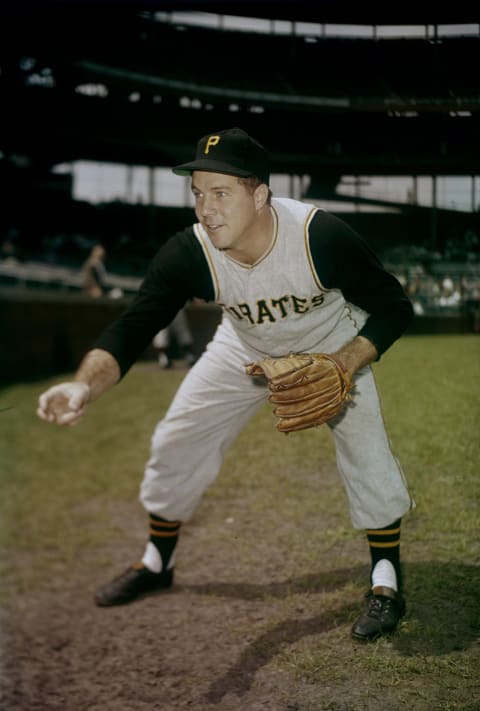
top-left (172, 127), bottom-right (270, 185)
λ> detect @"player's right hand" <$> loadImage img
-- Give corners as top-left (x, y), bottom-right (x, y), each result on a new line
top-left (37, 382), bottom-right (91, 426)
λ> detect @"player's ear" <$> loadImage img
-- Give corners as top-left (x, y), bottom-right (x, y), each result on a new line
top-left (254, 183), bottom-right (269, 210)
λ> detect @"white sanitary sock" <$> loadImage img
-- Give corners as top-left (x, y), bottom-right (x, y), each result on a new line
top-left (371, 559), bottom-right (397, 591)
top-left (141, 541), bottom-right (163, 573)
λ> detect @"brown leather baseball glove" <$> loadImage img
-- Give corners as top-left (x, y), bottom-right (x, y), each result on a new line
top-left (245, 353), bottom-right (352, 433)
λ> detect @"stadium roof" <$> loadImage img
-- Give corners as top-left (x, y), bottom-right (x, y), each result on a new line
top-left (1, 1), bottom-right (479, 184)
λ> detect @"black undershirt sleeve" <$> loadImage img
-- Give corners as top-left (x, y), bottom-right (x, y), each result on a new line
top-left (308, 210), bottom-right (414, 357)
top-left (92, 227), bottom-right (215, 376)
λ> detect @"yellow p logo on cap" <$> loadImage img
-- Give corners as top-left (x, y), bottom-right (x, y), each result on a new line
top-left (204, 135), bottom-right (220, 155)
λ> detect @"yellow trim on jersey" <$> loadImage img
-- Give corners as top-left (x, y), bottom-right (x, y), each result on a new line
top-left (193, 223), bottom-right (220, 300)
top-left (218, 207), bottom-right (279, 270)
top-left (250, 205), bottom-right (278, 268)
top-left (304, 207), bottom-right (328, 292)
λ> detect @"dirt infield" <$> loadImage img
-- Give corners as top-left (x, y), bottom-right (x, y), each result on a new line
top-left (2, 469), bottom-right (369, 711)
top-left (2, 488), bottom-right (480, 711)
top-left (2, 346), bottom-right (479, 711)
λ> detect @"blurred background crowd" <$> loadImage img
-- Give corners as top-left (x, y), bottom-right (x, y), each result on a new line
top-left (2, 2), bottom-right (479, 383)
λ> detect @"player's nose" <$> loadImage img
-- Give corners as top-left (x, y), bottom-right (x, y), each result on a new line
top-left (200, 197), bottom-right (217, 216)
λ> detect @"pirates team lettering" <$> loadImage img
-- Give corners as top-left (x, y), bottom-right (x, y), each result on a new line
top-left (219, 293), bottom-right (325, 325)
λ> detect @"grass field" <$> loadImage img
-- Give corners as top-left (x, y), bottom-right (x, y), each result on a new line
top-left (1, 333), bottom-right (479, 710)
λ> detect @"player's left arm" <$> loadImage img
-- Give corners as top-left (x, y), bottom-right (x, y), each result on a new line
top-left (308, 211), bottom-right (414, 360)
top-left (333, 334), bottom-right (378, 376)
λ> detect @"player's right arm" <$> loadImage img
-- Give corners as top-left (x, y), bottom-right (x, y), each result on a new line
top-left (37, 348), bottom-right (121, 426)
top-left (37, 228), bottom-right (216, 426)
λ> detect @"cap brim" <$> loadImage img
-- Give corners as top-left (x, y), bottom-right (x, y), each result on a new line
top-left (172, 158), bottom-right (253, 178)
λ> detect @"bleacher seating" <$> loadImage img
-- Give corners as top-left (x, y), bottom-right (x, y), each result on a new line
top-left (0, 258), bottom-right (141, 295)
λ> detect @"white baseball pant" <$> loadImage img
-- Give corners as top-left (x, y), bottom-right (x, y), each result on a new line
top-left (140, 316), bottom-right (414, 529)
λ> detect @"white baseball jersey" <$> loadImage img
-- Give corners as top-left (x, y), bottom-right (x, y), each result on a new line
top-left (193, 197), bottom-right (366, 357)
top-left (94, 197), bottom-right (414, 529)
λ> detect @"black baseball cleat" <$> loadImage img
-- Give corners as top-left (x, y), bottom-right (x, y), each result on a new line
top-left (95, 563), bottom-right (174, 606)
top-left (351, 585), bottom-right (406, 641)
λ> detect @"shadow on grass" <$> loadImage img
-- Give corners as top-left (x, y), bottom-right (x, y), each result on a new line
top-left (186, 564), bottom-right (367, 601)
top-left (185, 561), bottom-right (480, 704)
top-left (204, 602), bottom-right (360, 705)
top-left (395, 561), bottom-right (480, 657)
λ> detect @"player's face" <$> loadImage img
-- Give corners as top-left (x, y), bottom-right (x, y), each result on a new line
top-left (191, 171), bottom-right (261, 258)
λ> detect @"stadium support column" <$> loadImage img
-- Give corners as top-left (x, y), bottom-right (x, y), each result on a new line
top-left (431, 174), bottom-right (438, 251)
top-left (148, 166), bottom-right (156, 243)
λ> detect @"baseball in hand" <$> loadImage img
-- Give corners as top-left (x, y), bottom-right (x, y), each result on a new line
top-left (37, 382), bottom-right (89, 425)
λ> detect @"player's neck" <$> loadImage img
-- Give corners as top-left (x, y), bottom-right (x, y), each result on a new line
top-left (226, 207), bottom-right (274, 266)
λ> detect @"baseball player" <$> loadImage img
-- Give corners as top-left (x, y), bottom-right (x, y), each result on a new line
top-left (37, 127), bottom-right (415, 641)
top-left (152, 306), bottom-right (197, 368)
top-left (82, 244), bottom-right (108, 298)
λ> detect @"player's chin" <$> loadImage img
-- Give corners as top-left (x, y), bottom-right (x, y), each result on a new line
top-left (204, 225), bottom-right (226, 243)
